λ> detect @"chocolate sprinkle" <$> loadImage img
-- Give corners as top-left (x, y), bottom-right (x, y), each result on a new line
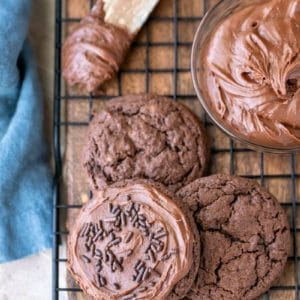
top-left (106, 249), bottom-right (124, 272)
top-left (108, 237), bottom-right (121, 248)
top-left (106, 229), bottom-right (113, 236)
top-left (138, 214), bottom-right (146, 221)
top-left (138, 220), bottom-right (147, 228)
top-left (91, 244), bottom-right (96, 256)
top-left (124, 231), bottom-right (133, 243)
top-left (93, 230), bottom-right (103, 242)
top-left (138, 262), bottom-right (145, 271)
top-left (127, 202), bottom-right (134, 213)
top-left (116, 262), bottom-right (123, 272)
top-left (101, 276), bottom-right (107, 286)
top-left (112, 260), bottom-right (116, 273)
top-left (96, 260), bottom-right (102, 266)
top-left (121, 212), bottom-right (127, 226)
top-left (96, 264), bottom-right (102, 273)
top-left (86, 236), bottom-right (93, 247)
top-left (84, 225), bottom-right (91, 237)
top-left (104, 217), bottom-right (116, 223)
top-left (132, 214), bottom-right (138, 224)
top-left (95, 249), bottom-right (103, 258)
top-left (136, 268), bottom-right (145, 283)
top-left (82, 255), bottom-right (91, 263)
top-left (142, 268), bottom-right (150, 281)
top-left (99, 220), bottom-right (103, 230)
top-left (96, 274), bottom-right (101, 287)
top-left (107, 250), bottom-right (113, 262)
top-left (149, 250), bottom-right (156, 263)
top-left (134, 260), bottom-right (142, 270)
top-left (84, 243), bottom-right (90, 252)
top-left (151, 239), bottom-right (160, 246)
top-left (110, 232), bottom-right (116, 241)
top-left (154, 232), bottom-right (167, 240)
top-left (150, 244), bottom-right (157, 253)
top-left (104, 252), bottom-right (109, 262)
top-left (89, 223), bottom-right (96, 236)
top-left (112, 206), bottom-right (121, 216)
top-left (115, 217), bottom-right (121, 227)
top-left (80, 223), bottom-right (89, 237)
top-left (134, 203), bottom-right (140, 212)
top-left (114, 283), bottom-right (121, 290)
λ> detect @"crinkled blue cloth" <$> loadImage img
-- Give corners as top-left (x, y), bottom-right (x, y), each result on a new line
top-left (0, 1), bottom-right (52, 263)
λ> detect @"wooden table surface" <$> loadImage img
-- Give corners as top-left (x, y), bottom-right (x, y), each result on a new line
top-left (54, 1), bottom-right (300, 300)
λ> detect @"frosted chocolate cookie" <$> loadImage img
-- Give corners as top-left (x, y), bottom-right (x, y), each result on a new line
top-left (68, 181), bottom-right (200, 299)
top-left (177, 174), bottom-right (290, 300)
top-left (83, 94), bottom-right (208, 192)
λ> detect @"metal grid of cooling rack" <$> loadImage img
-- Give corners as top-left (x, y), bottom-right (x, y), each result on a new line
top-left (53, 0), bottom-right (299, 299)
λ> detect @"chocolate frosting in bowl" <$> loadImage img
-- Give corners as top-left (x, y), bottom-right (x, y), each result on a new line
top-left (68, 183), bottom-right (195, 300)
top-left (199, 0), bottom-right (300, 148)
top-left (62, 1), bottom-right (132, 92)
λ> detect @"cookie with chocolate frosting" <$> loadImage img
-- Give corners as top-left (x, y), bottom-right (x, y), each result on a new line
top-left (83, 94), bottom-right (208, 192)
top-left (177, 174), bottom-right (290, 300)
top-left (68, 181), bottom-right (200, 300)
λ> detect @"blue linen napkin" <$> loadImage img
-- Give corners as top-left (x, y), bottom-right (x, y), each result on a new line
top-left (0, 1), bottom-right (52, 263)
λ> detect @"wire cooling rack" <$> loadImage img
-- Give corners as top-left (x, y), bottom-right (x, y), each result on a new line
top-left (53, 0), bottom-right (299, 299)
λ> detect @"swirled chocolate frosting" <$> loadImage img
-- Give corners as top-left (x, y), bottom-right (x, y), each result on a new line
top-left (200, 0), bottom-right (300, 148)
top-left (62, 1), bottom-right (132, 92)
top-left (68, 183), bottom-right (194, 300)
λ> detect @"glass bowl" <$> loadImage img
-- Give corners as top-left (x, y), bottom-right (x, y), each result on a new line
top-left (191, 0), bottom-right (300, 153)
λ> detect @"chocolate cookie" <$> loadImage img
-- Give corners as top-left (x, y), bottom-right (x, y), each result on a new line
top-left (68, 181), bottom-right (200, 300)
top-left (83, 94), bottom-right (208, 191)
top-left (177, 174), bottom-right (290, 300)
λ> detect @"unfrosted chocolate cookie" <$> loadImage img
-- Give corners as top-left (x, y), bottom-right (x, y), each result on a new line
top-left (68, 181), bottom-right (200, 300)
top-left (177, 174), bottom-right (290, 300)
top-left (83, 94), bottom-right (208, 191)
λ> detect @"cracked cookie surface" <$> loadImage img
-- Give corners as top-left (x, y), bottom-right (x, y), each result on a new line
top-left (177, 174), bottom-right (290, 300)
top-left (83, 94), bottom-right (208, 191)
